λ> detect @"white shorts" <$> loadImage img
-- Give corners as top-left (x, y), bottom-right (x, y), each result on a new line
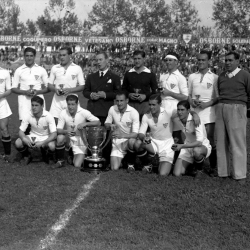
top-left (70, 136), bottom-right (87, 155)
top-left (0, 98), bottom-right (12, 119)
top-left (111, 138), bottom-right (129, 158)
top-left (161, 99), bottom-right (182, 131)
top-left (192, 106), bottom-right (216, 124)
top-left (27, 133), bottom-right (49, 143)
top-left (49, 94), bottom-right (67, 119)
top-left (178, 141), bottom-right (212, 164)
top-left (18, 94), bottom-right (46, 121)
top-left (151, 137), bottom-right (174, 163)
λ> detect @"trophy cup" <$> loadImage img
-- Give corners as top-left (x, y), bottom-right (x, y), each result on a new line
top-left (157, 81), bottom-right (164, 93)
top-left (195, 94), bottom-right (201, 107)
top-left (79, 126), bottom-right (112, 173)
top-left (70, 124), bottom-right (77, 142)
top-left (58, 84), bottom-right (64, 95)
top-left (29, 84), bottom-right (35, 95)
top-left (134, 88), bottom-right (141, 98)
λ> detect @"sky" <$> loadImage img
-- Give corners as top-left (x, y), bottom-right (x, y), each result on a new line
top-left (16, 0), bottom-right (215, 27)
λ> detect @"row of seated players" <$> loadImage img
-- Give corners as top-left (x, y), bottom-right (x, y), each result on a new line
top-left (14, 91), bottom-right (210, 176)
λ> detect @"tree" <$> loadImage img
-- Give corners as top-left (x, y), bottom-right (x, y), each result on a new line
top-left (170, 0), bottom-right (201, 38)
top-left (88, 0), bottom-right (137, 36)
top-left (26, 19), bottom-right (38, 35)
top-left (132, 0), bottom-right (172, 36)
top-left (36, 0), bottom-right (81, 36)
top-left (0, 0), bottom-right (24, 35)
top-left (213, 0), bottom-right (250, 37)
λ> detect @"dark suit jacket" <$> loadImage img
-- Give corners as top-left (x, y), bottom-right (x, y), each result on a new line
top-left (83, 70), bottom-right (121, 117)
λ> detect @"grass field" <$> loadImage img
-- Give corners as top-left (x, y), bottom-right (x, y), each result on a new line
top-left (1, 88), bottom-right (250, 250)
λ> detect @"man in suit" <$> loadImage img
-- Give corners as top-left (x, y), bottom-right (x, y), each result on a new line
top-left (83, 51), bottom-right (121, 125)
top-left (83, 52), bottom-right (121, 165)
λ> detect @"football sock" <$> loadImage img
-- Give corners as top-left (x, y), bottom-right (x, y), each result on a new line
top-left (2, 136), bottom-right (11, 155)
top-left (56, 144), bottom-right (65, 161)
top-left (126, 148), bottom-right (136, 165)
top-left (209, 147), bottom-right (217, 169)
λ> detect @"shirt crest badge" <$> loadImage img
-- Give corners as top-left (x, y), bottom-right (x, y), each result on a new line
top-left (207, 83), bottom-right (212, 89)
top-left (163, 123), bottom-right (168, 128)
top-left (0, 79), bottom-right (4, 84)
top-left (170, 84), bottom-right (176, 89)
top-left (34, 75), bottom-right (39, 80)
top-left (126, 122), bottom-right (132, 127)
top-left (43, 126), bottom-right (48, 130)
top-left (72, 75), bottom-right (77, 80)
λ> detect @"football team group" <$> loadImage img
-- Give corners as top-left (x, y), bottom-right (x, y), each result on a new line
top-left (0, 46), bottom-right (249, 183)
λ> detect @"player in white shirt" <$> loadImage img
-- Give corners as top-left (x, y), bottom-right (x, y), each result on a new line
top-left (48, 47), bottom-right (85, 123)
top-left (188, 51), bottom-right (219, 175)
top-left (15, 96), bottom-right (57, 165)
top-left (105, 91), bottom-right (140, 171)
top-left (172, 100), bottom-right (211, 177)
top-left (135, 94), bottom-right (175, 175)
top-left (56, 94), bottom-right (100, 168)
top-left (12, 47), bottom-right (49, 121)
top-left (0, 67), bottom-right (12, 162)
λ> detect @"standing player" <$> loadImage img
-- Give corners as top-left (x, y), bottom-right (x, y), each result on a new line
top-left (135, 94), bottom-right (175, 175)
top-left (188, 51), bottom-right (218, 174)
top-left (0, 67), bottom-right (12, 162)
top-left (15, 96), bottom-right (57, 165)
top-left (122, 50), bottom-right (157, 120)
top-left (12, 47), bottom-right (49, 122)
top-left (172, 100), bottom-right (211, 177)
top-left (49, 47), bottom-right (85, 123)
top-left (56, 95), bottom-right (100, 168)
top-left (105, 91), bottom-right (140, 171)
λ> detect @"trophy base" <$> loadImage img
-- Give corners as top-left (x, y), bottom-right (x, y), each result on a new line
top-left (81, 156), bottom-right (109, 173)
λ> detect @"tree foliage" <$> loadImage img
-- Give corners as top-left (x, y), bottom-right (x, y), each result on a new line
top-left (0, 0), bottom-right (24, 35)
top-left (213, 0), bottom-right (250, 37)
top-left (26, 19), bottom-right (38, 35)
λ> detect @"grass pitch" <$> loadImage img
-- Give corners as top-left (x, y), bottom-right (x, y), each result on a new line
top-left (0, 92), bottom-right (250, 250)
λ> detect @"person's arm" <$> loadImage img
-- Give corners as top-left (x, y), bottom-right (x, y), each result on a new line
top-left (0, 72), bottom-right (11, 99)
top-left (63, 85), bottom-right (84, 96)
top-left (18, 130), bottom-right (33, 147)
top-left (77, 120), bottom-right (101, 130)
top-left (138, 115), bottom-right (148, 141)
top-left (172, 140), bottom-right (202, 151)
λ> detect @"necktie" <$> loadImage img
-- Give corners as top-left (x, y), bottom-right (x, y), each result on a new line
top-left (100, 72), bottom-right (104, 78)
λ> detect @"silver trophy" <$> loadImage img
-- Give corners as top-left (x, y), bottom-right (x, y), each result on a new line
top-left (80, 126), bottom-right (112, 173)
top-left (29, 84), bottom-right (35, 94)
top-left (31, 136), bottom-right (36, 146)
top-left (134, 88), bottom-right (141, 98)
top-left (58, 84), bottom-right (64, 95)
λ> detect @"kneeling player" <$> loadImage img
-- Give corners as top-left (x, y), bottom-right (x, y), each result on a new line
top-left (172, 100), bottom-right (211, 177)
top-left (56, 94), bottom-right (100, 168)
top-left (15, 96), bottom-right (57, 164)
top-left (105, 91), bottom-right (140, 171)
top-left (135, 94), bottom-right (174, 175)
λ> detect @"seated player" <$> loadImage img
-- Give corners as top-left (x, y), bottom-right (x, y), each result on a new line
top-left (15, 96), bottom-right (57, 165)
top-left (105, 91), bottom-right (140, 171)
top-left (135, 94), bottom-right (175, 175)
top-left (56, 94), bottom-right (100, 168)
top-left (172, 100), bottom-right (211, 177)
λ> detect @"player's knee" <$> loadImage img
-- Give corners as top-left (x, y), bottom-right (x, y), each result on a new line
top-left (48, 142), bottom-right (56, 151)
top-left (193, 147), bottom-right (203, 160)
top-left (0, 127), bottom-right (9, 137)
top-left (134, 139), bottom-right (142, 151)
top-left (57, 135), bottom-right (65, 145)
top-left (128, 138), bottom-right (136, 149)
top-left (15, 138), bottom-right (23, 148)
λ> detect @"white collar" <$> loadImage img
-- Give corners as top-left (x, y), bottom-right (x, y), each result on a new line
top-left (168, 69), bottom-right (181, 76)
top-left (129, 66), bottom-right (151, 73)
top-left (99, 68), bottom-right (109, 76)
top-left (226, 67), bottom-right (241, 77)
top-left (22, 63), bottom-right (39, 69)
top-left (31, 110), bottom-right (47, 118)
top-left (195, 69), bottom-right (212, 74)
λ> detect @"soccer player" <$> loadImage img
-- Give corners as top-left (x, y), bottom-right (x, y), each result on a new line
top-left (135, 94), bottom-right (175, 175)
top-left (56, 94), bottom-right (100, 168)
top-left (216, 51), bottom-right (250, 183)
top-left (122, 50), bottom-right (157, 120)
top-left (12, 47), bottom-right (49, 122)
top-left (159, 52), bottom-right (189, 143)
top-left (105, 91), bottom-right (140, 171)
top-left (49, 47), bottom-right (85, 123)
top-left (0, 67), bottom-right (12, 162)
top-left (172, 100), bottom-right (211, 177)
top-left (188, 50), bottom-right (218, 174)
top-left (15, 96), bottom-right (57, 165)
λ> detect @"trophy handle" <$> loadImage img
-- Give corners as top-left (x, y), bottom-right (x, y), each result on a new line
top-left (99, 128), bottom-right (113, 151)
top-left (79, 128), bottom-right (92, 151)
